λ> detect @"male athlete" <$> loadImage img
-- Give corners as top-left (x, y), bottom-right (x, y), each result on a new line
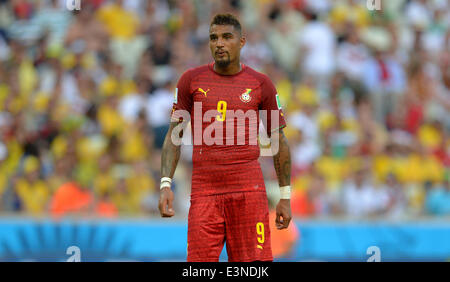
top-left (159, 14), bottom-right (292, 262)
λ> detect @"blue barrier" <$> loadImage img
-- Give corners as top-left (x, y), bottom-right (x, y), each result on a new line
top-left (292, 220), bottom-right (450, 262)
top-left (0, 218), bottom-right (449, 261)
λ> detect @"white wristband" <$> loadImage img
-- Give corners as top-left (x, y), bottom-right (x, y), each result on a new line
top-left (279, 186), bottom-right (291, 199)
top-left (160, 181), bottom-right (171, 190)
top-left (161, 177), bottom-right (172, 184)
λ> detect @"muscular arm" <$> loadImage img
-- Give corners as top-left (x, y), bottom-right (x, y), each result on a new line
top-left (159, 120), bottom-right (185, 217)
top-left (271, 128), bottom-right (292, 229)
top-left (272, 128), bottom-right (291, 187)
top-left (161, 121), bottom-right (184, 179)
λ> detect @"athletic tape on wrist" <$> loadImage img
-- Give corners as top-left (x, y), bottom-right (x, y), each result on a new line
top-left (161, 177), bottom-right (172, 184)
top-left (280, 186), bottom-right (291, 199)
top-left (160, 181), bottom-right (171, 190)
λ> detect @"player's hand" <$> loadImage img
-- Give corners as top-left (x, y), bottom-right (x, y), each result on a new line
top-left (275, 199), bottom-right (291, 230)
top-left (159, 187), bottom-right (175, 217)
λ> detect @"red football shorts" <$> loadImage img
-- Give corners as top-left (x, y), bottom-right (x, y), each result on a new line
top-left (187, 191), bottom-right (273, 262)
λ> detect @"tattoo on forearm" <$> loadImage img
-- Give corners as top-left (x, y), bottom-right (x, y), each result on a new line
top-left (273, 131), bottom-right (291, 187)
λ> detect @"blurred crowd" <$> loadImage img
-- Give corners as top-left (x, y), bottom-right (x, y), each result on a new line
top-left (0, 0), bottom-right (449, 219)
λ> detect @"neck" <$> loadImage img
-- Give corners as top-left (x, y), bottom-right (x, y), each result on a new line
top-left (213, 61), bottom-right (242, 75)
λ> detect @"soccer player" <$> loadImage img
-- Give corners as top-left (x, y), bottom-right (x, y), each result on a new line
top-left (159, 14), bottom-right (292, 262)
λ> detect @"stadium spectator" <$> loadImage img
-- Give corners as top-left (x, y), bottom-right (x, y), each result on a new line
top-left (361, 27), bottom-right (406, 126)
top-left (13, 155), bottom-right (50, 214)
top-left (49, 181), bottom-right (93, 217)
top-left (146, 81), bottom-right (174, 149)
top-left (336, 23), bottom-right (370, 85)
top-left (32, 0), bottom-right (71, 46)
top-left (297, 9), bottom-right (336, 93)
top-left (0, 0), bottom-right (448, 219)
top-left (340, 163), bottom-right (389, 218)
top-left (96, 0), bottom-right (140, 40)
top-left (64, 1), bottom-right (109, 54)
top-left (383, 173), bottom-right (408, 219)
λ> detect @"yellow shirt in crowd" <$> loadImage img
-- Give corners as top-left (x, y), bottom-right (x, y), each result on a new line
top-left (15, 179), bottom-right (50, 214)
top-left (96, 3), bottom-right (139, 40)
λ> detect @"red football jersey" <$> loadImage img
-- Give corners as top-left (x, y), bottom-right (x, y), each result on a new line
top-left (172, 62), bottom-right (286, 197)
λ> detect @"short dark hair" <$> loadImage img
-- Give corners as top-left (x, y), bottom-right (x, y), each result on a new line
top-left (210, 13), bottom-right (242, 35)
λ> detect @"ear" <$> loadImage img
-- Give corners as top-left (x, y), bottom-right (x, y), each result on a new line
top-left (240, 36), bottom-right (246, 49)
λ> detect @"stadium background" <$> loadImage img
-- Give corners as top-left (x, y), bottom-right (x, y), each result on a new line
top-left (0, 0), bottom-right (449, 261)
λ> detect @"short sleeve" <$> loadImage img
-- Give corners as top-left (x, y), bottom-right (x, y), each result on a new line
top-left (171, 70), bottom-right (193, 122)
top-left (259, 76), bottom-right (286, 137)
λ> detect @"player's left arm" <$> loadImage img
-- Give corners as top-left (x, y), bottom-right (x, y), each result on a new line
top-left (260, 74), bottom-right (292, 230)
top-left (272, 127), bottom-right (292, 230)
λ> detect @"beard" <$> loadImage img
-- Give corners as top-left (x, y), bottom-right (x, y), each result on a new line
top-left (214, 54), bottom-right (231, 68)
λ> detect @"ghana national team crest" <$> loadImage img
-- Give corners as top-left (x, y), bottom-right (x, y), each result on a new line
top-left (240, 88), bottom-right (252, 103)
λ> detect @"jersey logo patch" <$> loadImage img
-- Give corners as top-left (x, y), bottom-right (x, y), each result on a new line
top-left (240, 89), bottom-right (252, 103)
top-left (198, 88), bottom-right (210, 97)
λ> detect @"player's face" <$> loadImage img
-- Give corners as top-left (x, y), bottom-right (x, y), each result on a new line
top-left (209, 24), bottom-right (245, 68)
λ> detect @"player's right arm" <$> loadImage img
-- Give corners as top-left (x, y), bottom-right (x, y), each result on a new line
top-left (159, 120), bottom-right (184, 217)
top-left (158, 70), bottom-right (193, 218)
